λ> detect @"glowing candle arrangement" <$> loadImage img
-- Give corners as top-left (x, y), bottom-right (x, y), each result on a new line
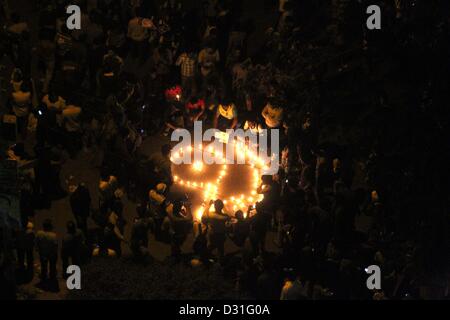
top-left (171, 141), bottom-right (271, 221)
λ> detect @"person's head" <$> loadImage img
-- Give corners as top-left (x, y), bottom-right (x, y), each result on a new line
top-left (136, 204), bottom-right (146, 219)
top-left (221, 98), bottom-right (233, 110)
top-left (214, 199), bottom-right (224, 213)
top-left (66, 221), bottom-right (76, 234)
top-left (11, 68), bottom-right (23, 82)
top-left (20, 81), bottom-right (31, 93)
top-left (12, 143), bottom-right (25, 157)
top-left (188, 96), bottom-right (200, 105)
top-left (43, 219), bottom-right (53, 232)
top-left (371, 190), bottom-right (380, 203)
top-left (204, 41), bottom-right (217, 52)
top-left (261, 175), bottom-right (273, 185)
top-left (100, 169), bottom-right (110, 181)
top-left (161, 144), bottom-right (172, 158)
top-left (208, 27), bottom-right (218, 38)
top-left (235, 210), bottom-right (244, 221)
top-left (267, 97), bottom-right (283, 110)
top-left (156, 183), bottom-right (167, 195)
top-left (11, 12), bottom-right (21, 24)
top-left (332, 158), bottom-right (341, 173)
top-left (48, 89), bottom-right (59, 103)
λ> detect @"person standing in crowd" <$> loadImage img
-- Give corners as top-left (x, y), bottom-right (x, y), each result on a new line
top-left (104, 203), bottom-right (127, 258)
top-left (35, 219), bottom-right (58, 284)
top-left (148, 183), bottom-right (169, 242)
top-left (10, 81), bottom-right (32, 140)
top-left (130, 206), bottom-right (152, 261)
top-left (176, 47), bottom-right (198, 97)
top-left (228, 210), bottom-right (250, 249)
top-left (15, 221), bottom-right (35, 278)
top-left (202, 200), bottom-right (230, 260)
top-left (62, 100), bottom-right (83, 158)
top-left (10, 68), bottom-right (24, 92)
top-left (69, 182), bottom-right (92, 236)
top-left (61, 221), bottom-right (85, 279)
top-left (198, 44), bottom-right (220, 81)
top-left (127, 8), bottom-right (149, 61)
top-left (98, 171), bottom-right (118, 216)
top-left (166, 198), bottom-right (193, 260)
top-left (257, 175), bottom-right (281, 228)
top-left (261, 99), bottom-right (284, 130)
top-left (150, 144), bottom-right (173, 187)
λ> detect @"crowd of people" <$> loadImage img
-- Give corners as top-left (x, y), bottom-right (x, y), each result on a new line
top-left (0, 0), bottom-right (448, 300)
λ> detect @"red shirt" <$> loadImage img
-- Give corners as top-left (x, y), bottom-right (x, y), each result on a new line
top-left (165, 86), bottom-right (182, 101)
top-left (186, 99), bottom-right (205, 111)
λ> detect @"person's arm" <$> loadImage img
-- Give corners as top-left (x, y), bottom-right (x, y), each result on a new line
top-left (113, 225), bottom-right (126, 242)
top-left (213, 110), bottom-right (220, 129)
top-left (165, 121), bottom-right (179, 130)
top-left (198, 50), bottom-right (204, 66)
top-left (209, 212), bottom-right (230, 221)
top-left (257, 183), bottom-right (272, 195)
top-left (166, 204), bottom-right (188, 223)
top-left (127, 20), bottom-right (134, 38)
top-left (176, 54), bottom-right (183, 66)
top-left (193, 102), bottom-right (206, 121)
top-left (215, 50), bottom-right (220, 63)
top-left (262, 105), bottom-right (269, 120)
top-left (230, 106), bottom-right (238, 129)
top-left (231, 116), bottom-right (238, 129)
top-left (184, 205), bottom-right (193, 221)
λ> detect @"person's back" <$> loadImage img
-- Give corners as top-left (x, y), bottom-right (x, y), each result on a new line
top-left (150, 145), bottom-right (173, 185)
top-left (12, 86), bottom-right (31, 118)
top-left (42, 94), bottom-right (66, 112)
top-left (130, 217), bottom-right (151, 257)
top-left (205, 210), bottom-right (229, 235)
top-left (99, 175), bottom-right (118, 203)
top-left (62, 228), bottom-right (84, 253)
top-left (63, 104), bottom-right (82, 132)
top-left (131, 218), bottom-right (150, 246)
top-left (16, 225), bottom-right (34, 251)
top-left (36, 229), bottom-right (58, 257)
top-left (127, 17), bottom-right (147, 42)
top-left (70, 184), bottom-right (91, 217)
top-left (233, 219), bottom-right (250, 247)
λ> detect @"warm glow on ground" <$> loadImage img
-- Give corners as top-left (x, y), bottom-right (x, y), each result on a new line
top-left (171, 141), bottom-right (270, 221)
